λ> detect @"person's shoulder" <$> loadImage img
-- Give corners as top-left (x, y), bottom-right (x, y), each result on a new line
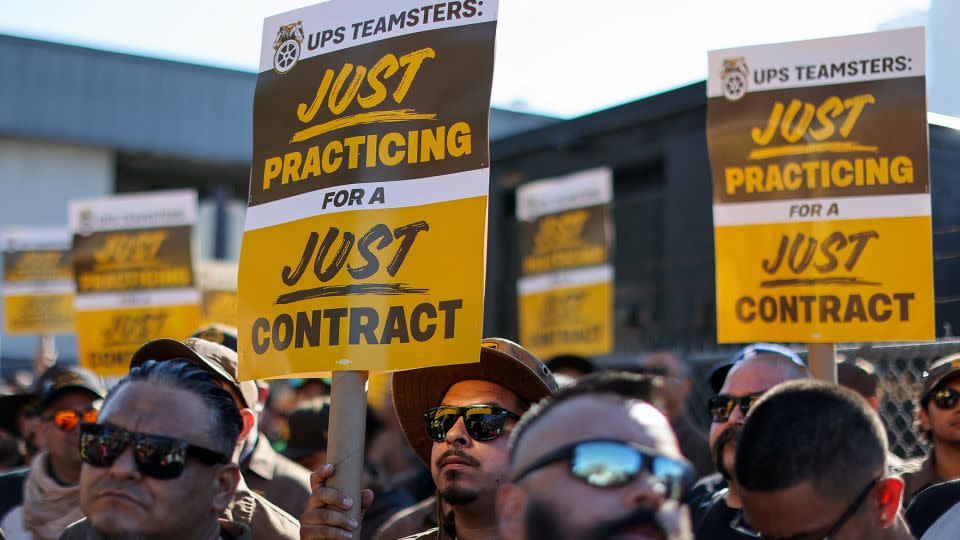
top-left (906, 478), bottom-right (960, 539)
top-left (219, 518), bottom-right (254, 540)
top-left (694, 491), bottom-right (742, 540)
top-left (57, 517), bottom-right (91, 540)
top-left (0, 467), bottom-right (29, 521)
top-left (375, 495), bottom-right (438, 539)
top-left (249, 489), bottom-right (300, 527)
top-left (227, 484), bottom-right (300, 540)
top-left (396, 528), bottom-right (440, 540)
top-left (270, 451), bottom-right (312, 485)
top-left (685, 473), bottom-right (726, 508)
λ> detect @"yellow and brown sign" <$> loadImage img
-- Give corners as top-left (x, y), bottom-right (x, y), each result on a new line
top-left (239, 0), bottom-right (498, 378)
top-left (516, 168), bottom-right (614, 358)
top-left (70, 191), bottom-right (200, 375)
top-left (2, 228), bottom-right (75, 335)
top-left (197, 260), bottom-right (238, 327)
top-left (707, 28), bottom-right (933, 343)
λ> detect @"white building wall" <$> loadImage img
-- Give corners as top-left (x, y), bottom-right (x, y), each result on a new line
top-left (0, 138), bottom-right (114, 226)
top-left (0, 138), bottom-right (114, 368)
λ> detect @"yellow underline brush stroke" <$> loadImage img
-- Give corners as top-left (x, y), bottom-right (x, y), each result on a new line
top-left (749, 142), bottom-right (879, 160)
top-left (291, 110), bottom-right (437, 143)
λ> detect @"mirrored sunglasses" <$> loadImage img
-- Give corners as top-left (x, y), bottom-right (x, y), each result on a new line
top-left (512, 439), bottom-right (695, 501)
top-left (79, 422), bottom-right (229, 480)
top-left (423, 404), bottom-right (520, 442)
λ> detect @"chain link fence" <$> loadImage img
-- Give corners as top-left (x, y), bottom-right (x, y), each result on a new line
top-left (680, 339), bottom-right (960, 461)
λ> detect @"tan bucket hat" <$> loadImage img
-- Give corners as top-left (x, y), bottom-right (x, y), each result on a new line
top-left (392, 338), bottom-right (558, 464)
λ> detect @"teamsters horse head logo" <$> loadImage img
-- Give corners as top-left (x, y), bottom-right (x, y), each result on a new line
top-left (273, 21), bottom-right (305, 75)
top-left (720, 57), bottom-right (749, 101)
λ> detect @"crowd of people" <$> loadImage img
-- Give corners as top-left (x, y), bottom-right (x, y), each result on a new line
top-left (1, 326), bottom-right (960, 539)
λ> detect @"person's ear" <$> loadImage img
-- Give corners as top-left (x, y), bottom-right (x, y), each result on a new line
top-left (239, 409), bottom-right (256, 440)
top-left (918, 406), bottom-right (931, 432)
top-left (496, 483), bottom-right (528, 540)
top-left (874, 477), bottom-right (904, 528)
top-left (212, 463), bottom-right (241, 514)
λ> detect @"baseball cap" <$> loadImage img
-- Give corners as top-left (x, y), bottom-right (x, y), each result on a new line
top-left (545, 354), bottom-right (595, 376)
top-left (283, 399), bottom-right (331, 461)
top-left (33, 365), bottom-right (106, 412)
top-left (837, 359), bottom-right (878, 399)
top-left (920, 353), bottom-right (960, 404)
top-left (129, 337), bottom-right (258, 410)
top-left (191, 324), bottom-right (238, 353)
top-left (392, 338), bottom-right (558, 464)
top-left (708, 343), bottom-right (807, 394)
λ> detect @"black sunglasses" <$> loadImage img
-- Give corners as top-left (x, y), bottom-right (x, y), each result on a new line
top-left (512, 439), bottom-right (695, 501)
top-left (929, 388), bottom-right (960, 410)
top-left (730, 476), bottom-right (880, 539)
top-left (79, 422), bottom-right (229, 480)
top-left (423, 404), bottom-right (520, 442)
top-left (708, 392), bottom-right (764, 423)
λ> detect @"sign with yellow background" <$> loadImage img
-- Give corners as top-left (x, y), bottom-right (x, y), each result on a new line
top-left (707, 28), bottom-right (933, 343)
top-left (516, 168), bottom-right (614, 358)
top-left (2, 228), bottom-right (75, 335)
top-left (239, 0), bottom-right (498, 378)
top-left (70, 191), bottom-right (200, 375)
top-left (198, 260), bottom-right (238, 328)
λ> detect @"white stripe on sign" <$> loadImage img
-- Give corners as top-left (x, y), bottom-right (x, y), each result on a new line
top-left (712, 193), bottom-right (931, 227)
top-left (517, 265), bottom-right (614, 296)
top-left (706, 27), bottom-right (924, 98)
top-left (75, 288), bottom-right (200, 311)
top-left (516, 167), bottom-right (613, 221)
top-left (3, 280), bottom-right (74, 296)
top-left (1, 227), bottom-right (71, 252)
top-left (69, 190), bottom-right (197, 233)
top-left (243, 168), bottom-right (489, 231)
top-left (260, 0), bottom-right (499, 74)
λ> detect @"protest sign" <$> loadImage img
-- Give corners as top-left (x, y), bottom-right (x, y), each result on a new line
top-left (2, 228), bottom-right (75, 335)
top-left (707, 28), bottom-right (933, 344)
top-left (239, 0), bottom-right (498, 379)
top-left (70, 190), bottom-right (200, 375)
top-left (516, 168), bottom-right (614, 358)
top-left (198, 260), bottom-right (238, 327)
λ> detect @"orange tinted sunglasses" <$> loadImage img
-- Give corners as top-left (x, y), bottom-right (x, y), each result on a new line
top-left (44, 408), bottom-right (99, 432)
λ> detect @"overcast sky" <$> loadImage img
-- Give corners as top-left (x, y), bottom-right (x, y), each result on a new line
top-left (0, 0), bottom-right (930, 117)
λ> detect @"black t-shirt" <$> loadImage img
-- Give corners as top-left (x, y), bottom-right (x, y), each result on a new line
top-left (686, 472), bottom-right (727, 530)
top-left (695, 489), bottom-right (756, 540)
top-left (0, 467), bottom-right (28, 520)
top-left (906, 478), bottom-right (960, 538)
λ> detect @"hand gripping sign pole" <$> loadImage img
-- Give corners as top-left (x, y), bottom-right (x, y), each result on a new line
top-left (243, 1), bottom-right (499, 529)
top-left (326, 370), bottom-right (368, 529)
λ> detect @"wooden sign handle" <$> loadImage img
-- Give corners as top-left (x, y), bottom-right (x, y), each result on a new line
top-left (807, 343), bottom-right (837, 383)
top-left (326, 370), bottom-right (369, 532)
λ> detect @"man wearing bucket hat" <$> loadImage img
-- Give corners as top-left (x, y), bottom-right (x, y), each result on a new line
top-left (129, 337), bottom-right (300, 540)
top-left (301, 338), bottom-right (558, 540)
top-left (901, 353), bottom-right (960, 506)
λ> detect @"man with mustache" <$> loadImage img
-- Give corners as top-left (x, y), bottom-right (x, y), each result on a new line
top-left (59, 360), bottom-right (249, 539)
top-left (300, 338), bottom-right (557, 540)
top-left (691, 344), bottom-right (810, 539)
top-left (496, 371), bottom-right (695, 540)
